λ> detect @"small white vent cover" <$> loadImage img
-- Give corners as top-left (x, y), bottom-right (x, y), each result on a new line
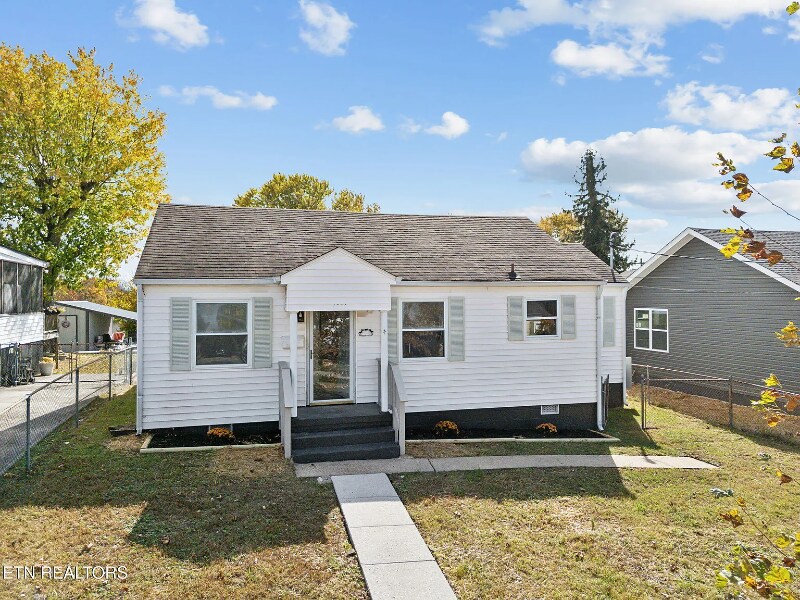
top-left (540, 404), bottom-right (560, 415)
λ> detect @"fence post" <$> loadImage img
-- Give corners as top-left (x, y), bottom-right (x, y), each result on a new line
top-left (108, 353), bottom-right (113, 399)
top-left (25, 395), bottom-right (31, 474)
top-left (728, 377), bottom-right (734, 429)
top-left (75, 366), bottom-right (81, 428)
top-left (643, 365), bottom-right (650, 429)
top-left (129, 348), bottom-right (133, 385)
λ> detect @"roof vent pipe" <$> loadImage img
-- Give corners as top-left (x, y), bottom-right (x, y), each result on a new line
top-left (508, 263), bottom-right (517, 281)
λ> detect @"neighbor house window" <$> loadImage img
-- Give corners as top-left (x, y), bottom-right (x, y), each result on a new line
top-left (1, 261), bottom-right (18, 315)
top-left (526, 300), bottom-right (558, 336)
top-left (634, 308), bottom-right (668, 352)
top-left (402, 301), bottom-right (446, 358)
top-left (194, 302), bottom-right (250, 366)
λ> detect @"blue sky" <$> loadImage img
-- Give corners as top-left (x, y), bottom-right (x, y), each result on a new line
top-left (3, 1), bottom-right (800, 278)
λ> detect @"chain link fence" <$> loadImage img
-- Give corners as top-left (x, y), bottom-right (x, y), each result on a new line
top-left (0, 346), bottom-right (136, 475)
top-left (631, 364), bottom-right (800, 443)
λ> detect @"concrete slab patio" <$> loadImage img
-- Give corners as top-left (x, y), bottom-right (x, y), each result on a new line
top-left (297, 453), bottom-right (716, 478)
top-left (332, 473), bottom-right (456, 600)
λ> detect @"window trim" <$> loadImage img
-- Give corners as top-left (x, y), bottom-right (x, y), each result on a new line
top-left (400, 299), bottom-right (448, 361)
top-left (633, 307), bottom-right (669, 353)
top-left (524, 297), bottom-right (560, 339)
top-left (191, 300), bottom-right (253, 369)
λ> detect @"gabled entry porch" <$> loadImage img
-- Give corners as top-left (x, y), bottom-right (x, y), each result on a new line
top-left (278, 248), bottom-right (405, 462)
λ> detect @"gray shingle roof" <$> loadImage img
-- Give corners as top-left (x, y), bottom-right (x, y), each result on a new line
top-left (135, 204), bottom-right (618, 283)
top-left (693, 228), bottom-right (800, 287)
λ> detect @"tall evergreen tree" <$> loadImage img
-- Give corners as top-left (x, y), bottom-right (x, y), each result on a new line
top-left (569, 149), bottom-right (634, 272)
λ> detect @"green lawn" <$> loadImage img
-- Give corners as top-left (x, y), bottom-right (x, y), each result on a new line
top-left (0, 388), bottom-right (366, 599)
top-left (396, 405), bottom-right (800, 599)
top-left (2, 390), bottom-right (799, 598)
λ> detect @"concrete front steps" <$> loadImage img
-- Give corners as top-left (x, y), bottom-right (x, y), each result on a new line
top-left (292, 404), bottom-right (401, 464)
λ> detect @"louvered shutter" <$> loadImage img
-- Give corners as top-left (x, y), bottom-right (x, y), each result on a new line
top-left (508, 296), bottom-right (524, 341)
top-left (388, 297), bottom-right (399, 363)
top-left (170, 297), bottom-right (191, 371)
top-left (448, 297), bottom-right (465, 361)
top-left (602, 296), bottom-right (616, 347)
top-left (561, 295), bottom-right (576, 340)
top-left (253, 297), bottom-right (273, 368)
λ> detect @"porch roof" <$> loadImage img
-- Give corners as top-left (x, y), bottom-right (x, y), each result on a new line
top-left (136, 204), bottom-right (618, 283)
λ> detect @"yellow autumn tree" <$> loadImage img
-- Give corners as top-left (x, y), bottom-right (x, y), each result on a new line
top-left (537, 210), bottom-right (582, 243)
top-left (234, 173), bottom-right (379, 213)
top-left (0, 45), bottom-right (168, 301)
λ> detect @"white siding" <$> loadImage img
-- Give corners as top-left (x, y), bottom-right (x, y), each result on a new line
top-left (140, 284), bottom-right (304, 429)
top-left (282, 249), bottom-right (394, 312)
top-left (393, 285), bottom-right (601, 413)
top-left (140, 280), bottom-right (617, 428)
top-left (0, 313), bottom-right (45, 346)
top-left (600, 286), bottom-right (626, 384)
top-left (354, 310), bottom-right (381, 404)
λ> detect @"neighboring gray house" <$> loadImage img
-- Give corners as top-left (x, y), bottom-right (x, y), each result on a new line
top-left (54, 300), bottom-right (137, 348)
top-left (134, 204), bottom-right (628, 462)
top-left (627, 228), bottom-right (800, 390)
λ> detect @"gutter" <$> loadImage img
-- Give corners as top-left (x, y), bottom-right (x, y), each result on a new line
top-left (595, 283), bottom-right (605, 431)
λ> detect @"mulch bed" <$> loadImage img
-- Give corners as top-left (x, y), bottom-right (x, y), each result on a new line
top-left (148, 429), bottom-right (281, 448)
top-left (406, 428), bottom-right (607, 441)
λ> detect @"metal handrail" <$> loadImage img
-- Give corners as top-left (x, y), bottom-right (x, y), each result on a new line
top-left (278, 361), bottom-right (294, 458)
top-left (388, 362), bottom-right (407, 455)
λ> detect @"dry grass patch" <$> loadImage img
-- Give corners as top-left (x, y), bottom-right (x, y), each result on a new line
top-left (395, 404), bottom-right (800, 599)
top-left (0, 388), bottom-right (366, 599)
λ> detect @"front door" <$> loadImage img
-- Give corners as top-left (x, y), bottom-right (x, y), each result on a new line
top-left (309, 311), bottom-right (353, 404)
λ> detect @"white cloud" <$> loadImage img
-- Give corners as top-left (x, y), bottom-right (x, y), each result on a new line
top-left (159, 85), bottom-right (277, 110)
top-left (479, 0), bottom-right (788, 46)
top-left (331, 106), bottom-right (384, 133)
top-left (425, 112), bottom-right (470, 139)
top-left (551, 39), bottom-right (669, 78)
top-left (129, 0), bottom-right (209, 50)
top-left (790, 19), bottom-right (800, 41)
top-left (629, 218), bottom-right (669, 233)
top-left (664, 82), bottom-right (797, 131)
top-left (299, 0), bottom-right (355, 56)
top-left (496, 132), bottom-right (509, 143)
top-left (520, 126), bottom-right (766, 211)
top-left (478, 0), bottom-right (791, 78)
top-left (451, 205), bottom-right (560, 221)
top-left (399, 117), bottom-right (422, 135)
top-left (762, 25), bottom-right (779, 35)
top-left (700, 43), bottom-right (724, 64)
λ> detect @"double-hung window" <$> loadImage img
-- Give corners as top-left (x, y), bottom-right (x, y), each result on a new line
top-left (634, 308), bottom-right (668, 352)
top-left (402, 301), bottom-right (446, 359)
top-left (526, 299), bottom-right (558, 337)
top-left (194, 302), bottom-right (250, 366)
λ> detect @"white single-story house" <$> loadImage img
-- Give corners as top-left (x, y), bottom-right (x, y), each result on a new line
top-left (1, 245), bottom-right (49, 347)
top-left (54, 300), bottom-right (137, 348)
top-left (134, 204), bottom-right (628, 462)
top-left (1, 245), bottom-right (53, 384)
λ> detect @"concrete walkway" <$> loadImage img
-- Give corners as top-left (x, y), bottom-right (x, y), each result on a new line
top-left (332, 473), bottom-right (456, 600)
top-left (297, 453), bottom-right (715, 478)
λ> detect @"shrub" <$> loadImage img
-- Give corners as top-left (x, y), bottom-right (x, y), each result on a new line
top-left (536, 422), bottom-right (558, 435)
top-left (433, 420), bottom-right (460, 437)
top-left (207, 427), bottom-right (235, 444)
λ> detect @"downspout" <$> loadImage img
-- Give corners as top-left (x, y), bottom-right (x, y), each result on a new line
top-left (621, 284), bottom-right (629, 407)
top-left (135, 284), bottom-right (144, 434)
top-left (595, 283), bottom-right (605, 431)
